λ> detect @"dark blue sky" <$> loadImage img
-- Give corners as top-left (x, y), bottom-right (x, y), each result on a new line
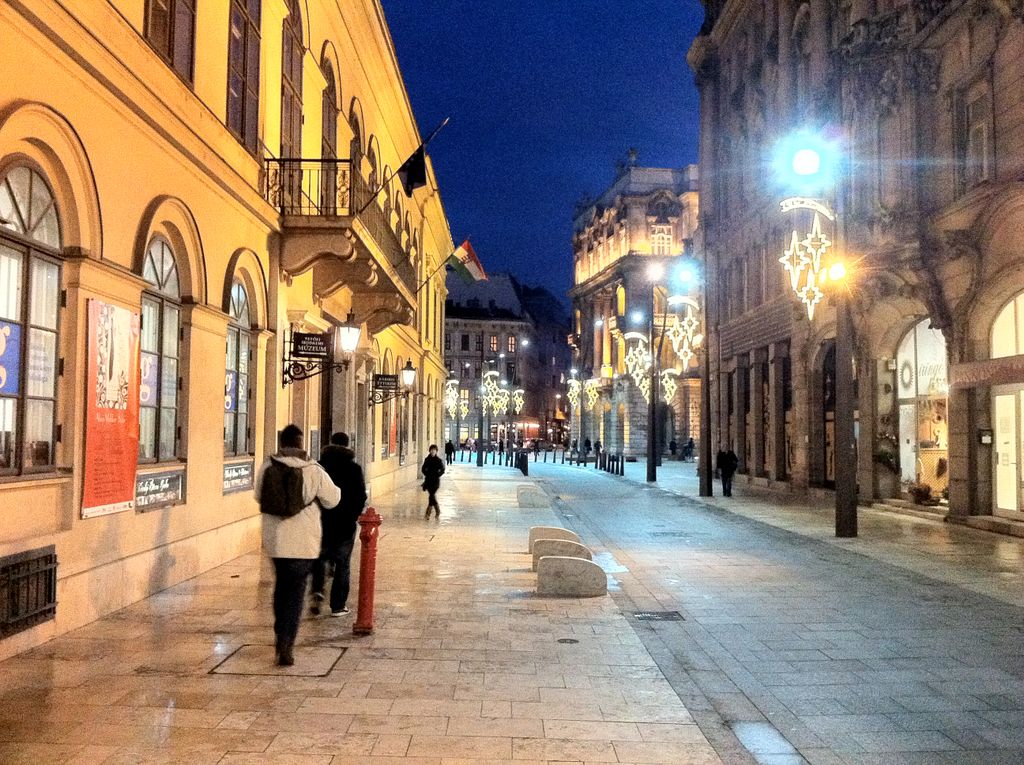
top-left (382, 1), bottom-right (705, 301)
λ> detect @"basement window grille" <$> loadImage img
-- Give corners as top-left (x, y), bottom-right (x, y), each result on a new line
top-left (0, 546), bottom-right (57, 638)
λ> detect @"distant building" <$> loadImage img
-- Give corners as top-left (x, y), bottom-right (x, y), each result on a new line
top-left (569, 157), bottom-right (700, 456)
top-left (689, 2), bottom-right (1024, 524)
top-left (444, 274), bottom-right (571, 446)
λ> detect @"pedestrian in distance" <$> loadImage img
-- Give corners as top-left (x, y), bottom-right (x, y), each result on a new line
top-left (716, 447), bottom-right (739, 497)
top-left (444, 439), bottom-right (455, 465)
top-left (256, 424), bottom-right (340, 666)
top-left (498, 439), bottom-right (505, 456)
top-left (571, 438), bottom-right (578, 456)
top-left (533, 439), bottom-right (540, 456)
top-left (583, 438), bottom-right (592, 458)
top-left (685, 437), bottom-right (696, 462)
top-left (421, 444), bottom-right (446, 517)
top-left (594, 439), bottom-right (602, 458)
top-left (311, 432), bottom-right (367, 619)
top-left (669, 439), bottom-right (678, 459)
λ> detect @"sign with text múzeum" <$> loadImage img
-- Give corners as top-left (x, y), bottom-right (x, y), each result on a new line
top-left (291, 332), bottom-right (330, 359)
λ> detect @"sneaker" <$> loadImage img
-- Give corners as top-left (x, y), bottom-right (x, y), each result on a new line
top-left (310, 592), bottom-right (324, 616)
top-left (330, 607), bottom-right (351, 617)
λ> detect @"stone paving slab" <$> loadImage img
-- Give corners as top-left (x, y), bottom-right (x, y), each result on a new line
top-left (0, 464), bottom-right (725, 764)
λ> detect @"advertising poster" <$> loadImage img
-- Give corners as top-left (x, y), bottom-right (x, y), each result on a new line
top-left (82, 300), bottom-right (141, 518)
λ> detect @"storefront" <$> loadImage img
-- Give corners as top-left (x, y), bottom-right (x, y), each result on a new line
top-left (991, 292), bottom-right (1024, 515)
top-left (896, 319), bottom-right (949, 497)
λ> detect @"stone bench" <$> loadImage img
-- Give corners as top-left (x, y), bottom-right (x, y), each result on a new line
top-left (528, 526), bottom-right (580, 553)
top-left (532, 539), bottom-right (592, 572)
top-left (536, 556), bottom-right (607, 597)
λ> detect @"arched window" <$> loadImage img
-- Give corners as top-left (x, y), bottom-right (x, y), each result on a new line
top-left (650, 224), bottom-right (672, 256)
top-left (224, 281), bottom-right (252, 456)
top-left (140, 237), bottom-right (182, 462)
top-left (896, 319), bottom-right (948, 488)
top-left (145, 0), bottom-right (197, 82)
top-left (280, 0), bottom-right (304, 158)
top-left (227, 0), bottom-right (261, 152)
top-left (320, 60), bottom-right (339, 214)
top-left (0, 165), bottom-right (62, 475)
top-left (991, 293), bottom-right (1024, 513)
top-left (992, 294), bottom-right (1024, 359)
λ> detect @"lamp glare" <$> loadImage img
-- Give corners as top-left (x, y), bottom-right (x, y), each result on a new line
top-left (792, 148), bottom-right (821, 176)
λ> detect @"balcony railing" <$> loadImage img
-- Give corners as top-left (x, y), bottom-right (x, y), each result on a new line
top-left (262, 158), bottom-right (415, 295)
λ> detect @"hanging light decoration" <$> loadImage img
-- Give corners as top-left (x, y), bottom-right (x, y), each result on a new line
top-left (638, 375), bottom-right (651, 403)
top-left (623, 332), bottom-right (651, 388)
top-left (778, 197), bottom-right (838, 321)
top-left (459, 398), bottom-right (469, 419)
top-left (584, 379), bottom-right (599, 411)
top-left (513, 388), bottom-right (525, 414)
top-left (482, 370), bottom-right (501, 414)
top-left (661, 368), bottom-right (679, 404)
top-left (494, 387), bottom-right (511, 415)
top-left (567, 378), bottom-right (582, 411)
top-left (444, 379), bottom-right (459, 419)
top-left (664, 297), bottom-right (704, 369)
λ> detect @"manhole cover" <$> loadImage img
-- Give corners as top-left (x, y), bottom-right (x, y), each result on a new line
top-left (634, 611), bottom-right (684, 622)
top-left (556, 638), bottom-right (579, 644)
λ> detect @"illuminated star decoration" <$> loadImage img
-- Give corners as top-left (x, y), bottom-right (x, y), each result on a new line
top-left (779, 230), bottom-right (809, 292)
top-left (482, 371), bottom-right (501, 415)
top-left (779, 200), bottom-right (836, 321)
top-left (666, 299), bottom-right (703, 368)
top-left (567, 378), bottom-right (582, 412)
top-left (584, 379), bottom-right (599, 411)
top-left (444, 379), bottom-right (459, 419)
top-left (624, 335), bottom-right (651, 388)
top-left (661, 369), bottom-right (679, 404)
top-left (459, 399), bottom-right (469, 419)
top-left (513, 388), bottom-right (525, 415)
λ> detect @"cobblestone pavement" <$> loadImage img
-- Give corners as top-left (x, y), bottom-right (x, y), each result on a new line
top-left (0, 467), bottom-right (723, 765)
top-left (530, 459), bottom-right (1024, 765)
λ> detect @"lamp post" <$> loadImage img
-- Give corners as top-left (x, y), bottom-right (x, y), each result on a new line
top-left (775, 131), bottom-right (856, 537)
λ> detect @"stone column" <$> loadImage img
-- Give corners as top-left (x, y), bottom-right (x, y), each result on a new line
top-left (856, 350), bottom-right (877, 501)
top-left (751, 348), bottom-right (768, 478)
top-left (769, 342), bottom-right (788, 481)
top-left (778, 0), bottom-right (796, 118)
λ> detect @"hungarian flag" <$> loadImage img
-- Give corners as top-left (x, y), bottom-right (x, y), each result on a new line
top-left (448, 240), bottom-right (487, 283)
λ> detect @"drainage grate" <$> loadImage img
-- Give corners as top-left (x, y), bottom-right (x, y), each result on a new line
top-left (633, 611), bottom-right (684, 622)
top-left (0, 545), bottom-right (57, 638)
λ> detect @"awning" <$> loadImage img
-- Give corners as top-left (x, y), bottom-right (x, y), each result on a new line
top-left (950, 354), bottom-right (1024, 389)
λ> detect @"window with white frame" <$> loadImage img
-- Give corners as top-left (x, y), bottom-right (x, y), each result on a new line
top-left (224, 281), bottom-right (252, 456)
top-left (0, 166), bottom-right (62, 475)
top-left (651, 224), bottom-right (673, 256)
top-left (140, 237), bottom-right (182, 462)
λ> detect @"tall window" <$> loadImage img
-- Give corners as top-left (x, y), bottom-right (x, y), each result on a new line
top-left (227, 0), bottom-right (261, 153)
top-left (444, 332), bottom-right (451, 351)
top-left (320, 60), bottom-right (339, 213)
top-left (140, 237), bottom-right (182, 462)
top-left (145, 0), bottom-right (197, 82)
top-left (224, 281), bottom-right (252, 456)
top-left (961, 80), bottom-right (992, 191)
top-left (280, 1), bottom-right (303, 158)
top-left (0, 166), bottom-right (62, 475)
top-left (489, 334), bottom-right (498, 353)
top-left (460, 333), bottom-right (469, 351)
top-left (651, 224), bottom-right (672, 256)
top-left (508, 335), bottom-right (517, 354)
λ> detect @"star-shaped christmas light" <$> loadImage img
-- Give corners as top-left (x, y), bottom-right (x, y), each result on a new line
top-left (780, 230), bottom-right (808, 292)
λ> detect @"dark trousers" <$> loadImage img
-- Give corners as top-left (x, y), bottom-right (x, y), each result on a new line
top-left (445, 453), bottom-right (453, 464)
top-left (272, 558), bottom-right (313, 651)
top-left (721, 473), bottom-right (734, 497)
top-left (311, 533), bottom-right (357, 613)
top-left (427, 489), bottom-right (439, 509)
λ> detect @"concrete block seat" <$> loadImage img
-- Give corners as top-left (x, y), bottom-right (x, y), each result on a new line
top-left (536, 556), bottom-right (607, 597)
top-left (528, 526), bottom-right (580, 552)
top-left (531, 538), bottom-right (592, 571)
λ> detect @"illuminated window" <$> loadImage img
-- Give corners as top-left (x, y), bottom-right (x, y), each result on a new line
top-left (145, 0), bottom-right (196, 82)
top-left (0, 166), bottom-right (62, 475)
top-left (224, 281), bottom-right (253, 457)
top-left (140, 237), bottom-right (182, 463)
top-left (489, 334), bottom-right (498, 353)
top-left (227, 0), bottom-right (261, 152)
top-left (508, 335), bottom-right (517, 354)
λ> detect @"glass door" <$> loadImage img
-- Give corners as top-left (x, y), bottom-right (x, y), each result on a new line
top-left (994, 390), bottom-right (1021, 515)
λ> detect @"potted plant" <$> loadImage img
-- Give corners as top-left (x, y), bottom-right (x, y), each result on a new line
top-left (908, 481), bottom-right (939, 505)
top-left (873, 447), bottom-right (900, 499)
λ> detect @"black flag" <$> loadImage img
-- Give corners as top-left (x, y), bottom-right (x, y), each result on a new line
top-left (396, 145), bottom-right (427, 197)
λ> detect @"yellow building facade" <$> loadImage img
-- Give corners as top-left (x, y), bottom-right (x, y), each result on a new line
top-left (0, 0), bottom-right (451, 658)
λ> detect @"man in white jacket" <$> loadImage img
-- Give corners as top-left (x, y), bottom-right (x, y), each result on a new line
top-left (255, 424), bottom-right (340, 666)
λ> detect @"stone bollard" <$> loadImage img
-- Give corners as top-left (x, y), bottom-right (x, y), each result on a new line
top-left (561, 448), bottom-right (565, 464)
top-left (353, 508), bottom-right (383, 635)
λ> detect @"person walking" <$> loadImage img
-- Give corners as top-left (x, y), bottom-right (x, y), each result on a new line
top-left (583, 438), bottom-right (592, 459)
top-left (311, 432), bottom-right (367, 618)
top-left (256, 424), bottom-right (340, 666)
top-left (594, 439), bottom-right (602, 458)
top-left (498, 438), bottom-right (505, 457)
top-left (685, 437), bottom-right (696, 462)
top-left (421, 444), bottom-right (446, 517)
top-left (716, 447), bottom-right (739, 497)
top-left (444, 439), bottom-right (455, 465)
top-left (669, 439), bottom-right (678, 459)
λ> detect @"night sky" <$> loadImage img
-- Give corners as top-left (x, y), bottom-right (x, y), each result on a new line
top-left (382, 1), bottom-right (706, 305)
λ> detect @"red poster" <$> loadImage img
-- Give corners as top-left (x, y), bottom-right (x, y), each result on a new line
top-left (82, 299), bottom-right (141, 518)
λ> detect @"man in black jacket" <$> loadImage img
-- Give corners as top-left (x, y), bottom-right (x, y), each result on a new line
top-left (311, 432), bottom-right (367, 617)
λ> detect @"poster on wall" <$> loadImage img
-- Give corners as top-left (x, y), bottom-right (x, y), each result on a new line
top-left (82, 299), bottom-right (141, 518)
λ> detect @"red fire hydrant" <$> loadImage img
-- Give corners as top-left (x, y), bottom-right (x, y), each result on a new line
top-left (353, 507), bottom-right (382, 635)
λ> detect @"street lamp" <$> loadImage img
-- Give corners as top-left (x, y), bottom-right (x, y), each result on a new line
top-left (775, 129), bottom-right (856, 537)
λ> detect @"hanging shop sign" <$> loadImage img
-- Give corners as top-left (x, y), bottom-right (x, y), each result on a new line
top-left (82, 300), bottom-right (141, 519)
top-left (291, 332), bottom-right (330, 359)
top-left (135, 468), bottom-right (186, 511)
top-left (950, 355), bottom-right (1024, 389)
top-left (223, 460), bottom-right (255, 494)
top-left (373, 373), bottom-right (399, 392)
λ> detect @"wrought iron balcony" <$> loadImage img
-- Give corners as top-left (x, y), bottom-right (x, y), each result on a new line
top-left (261, 158), bottom-right (416, 312)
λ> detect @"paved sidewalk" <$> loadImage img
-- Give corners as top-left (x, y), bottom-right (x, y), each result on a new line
top-left (530, 461), bottom-right (1024, 765)
top-left (0, 466), bottom-right (722, 765)
top-left (565, 456), bottom-right (1024, 609)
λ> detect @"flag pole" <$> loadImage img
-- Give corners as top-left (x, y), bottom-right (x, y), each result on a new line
top-left (414, 236), bottom-right (468, 296)
top-left (355, 117), bottom-right (450, 216)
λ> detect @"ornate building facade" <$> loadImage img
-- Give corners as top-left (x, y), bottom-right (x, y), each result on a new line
top-left (568, 159), bottom-right (700, 456)
top-left (689, 0), bottom-right (1024, 527)
top-left (0, 0), bottom-right (451, 657)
